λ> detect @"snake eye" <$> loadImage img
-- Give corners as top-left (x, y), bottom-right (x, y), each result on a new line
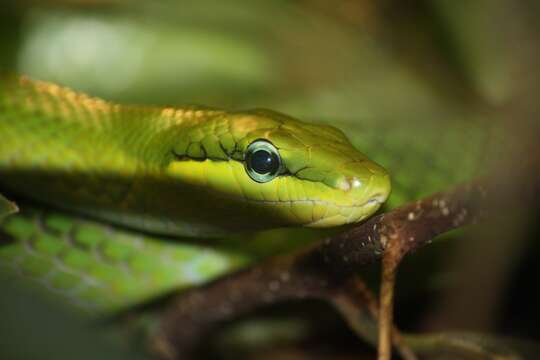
top-left (245, 140), bottom-right (282, 183)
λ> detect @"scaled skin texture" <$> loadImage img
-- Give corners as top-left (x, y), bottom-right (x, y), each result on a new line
top-left (0, 76), bottom-right (391, 237)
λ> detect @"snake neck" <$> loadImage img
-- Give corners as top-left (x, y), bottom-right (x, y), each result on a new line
top-left (0, 75), bottom-right (229, 236)
top-left (1, 75), bottom-right (223, 169)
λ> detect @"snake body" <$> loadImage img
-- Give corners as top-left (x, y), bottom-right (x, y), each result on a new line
top-left (0, 75), bottom-right (395, 312)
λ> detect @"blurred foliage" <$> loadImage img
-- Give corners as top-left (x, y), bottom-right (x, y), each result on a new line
top-left (0, 194), bottom-right (17, 219)
top-left (0, 271), bottom-right (151, 360)
top-left (3, 0), bottom-right (503, 117)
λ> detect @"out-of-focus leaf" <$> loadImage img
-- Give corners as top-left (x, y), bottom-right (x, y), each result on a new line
top-left (0, 272), bottom-right (150, 360)
top-left (0, 194), bottom-right (18, 220)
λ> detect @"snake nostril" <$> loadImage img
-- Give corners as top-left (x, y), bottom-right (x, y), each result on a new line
top-left (337, 176), bottom-right (363, 192)
top-left (336, 177), bottom-right (350, 191)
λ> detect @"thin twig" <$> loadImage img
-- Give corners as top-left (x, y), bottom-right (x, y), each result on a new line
top-left (332, 277), bottom-right (417, 360)
top-left (378, 236), bottom-right (403, 360)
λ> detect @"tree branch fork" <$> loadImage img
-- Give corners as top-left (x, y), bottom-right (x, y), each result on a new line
top-left (152, 175), bottom-right (540, 359)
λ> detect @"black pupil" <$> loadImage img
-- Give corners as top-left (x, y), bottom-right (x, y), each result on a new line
top-left (250, 150), bottom-right (278, 174)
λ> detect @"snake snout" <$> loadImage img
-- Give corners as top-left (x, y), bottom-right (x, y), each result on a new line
top-left (338, 160), bottom-right (391, 206)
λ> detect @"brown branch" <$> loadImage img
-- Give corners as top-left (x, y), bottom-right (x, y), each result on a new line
top-left (151, 177), bottom-right (539, 359)
top-left (378, 235), bottom-right (403, 360)
top-left (333, 277), bottom-right (417, 360)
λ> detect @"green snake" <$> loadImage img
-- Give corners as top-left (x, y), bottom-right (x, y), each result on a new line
top-left (3, 74), bottom-right (527, 358)
top-left (0, 75), bottom-right (397, 312)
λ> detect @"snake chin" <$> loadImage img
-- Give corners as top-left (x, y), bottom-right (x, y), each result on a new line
top-left (366, 193), bottom-right (388, 206)
top-left (302, 196), bottom-right (386, 228)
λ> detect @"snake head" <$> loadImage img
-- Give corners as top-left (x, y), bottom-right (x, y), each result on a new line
top-left (0, 75), bottom-right (388, 237)
top-left (167, 108), bottom-right (390, 233)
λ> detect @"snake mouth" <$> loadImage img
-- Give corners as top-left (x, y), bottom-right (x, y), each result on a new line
top-left (365, 193), bottom-right (388, 206)
top-left (230, 190), bottom-right (388, 227)
top-left (215, 169), bottom-right (391, 228)
top-left (303, 195), bottom-right (386, 228)
top-left (235, 194), bottom-right (385, 208)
